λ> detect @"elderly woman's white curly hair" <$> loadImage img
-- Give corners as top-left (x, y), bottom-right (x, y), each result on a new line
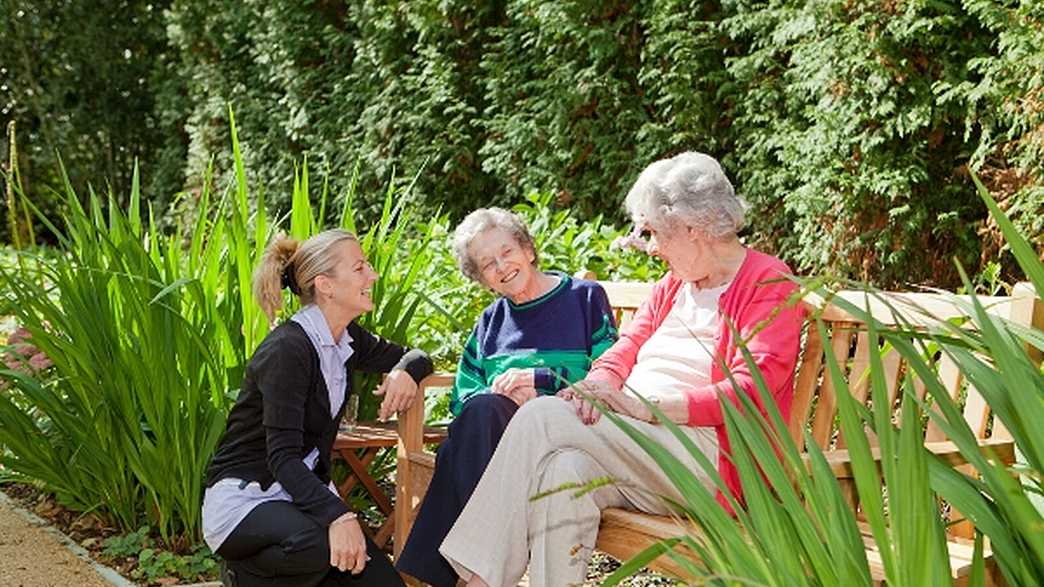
top-left (625, 152), bottom-right (747, 240)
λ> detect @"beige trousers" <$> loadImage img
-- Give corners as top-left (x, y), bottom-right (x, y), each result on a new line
top-left (439, 396), bottom-right (718, 587)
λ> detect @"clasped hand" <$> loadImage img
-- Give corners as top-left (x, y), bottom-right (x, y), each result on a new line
top-left (490, 368), bottom-right (538, 407)
top-left (560, 379), bottom-right (653, 425)
top-left (328, 514), bottom-right (369, 574)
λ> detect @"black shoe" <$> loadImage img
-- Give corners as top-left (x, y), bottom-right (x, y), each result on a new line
top-left (219, 561), bottom-right (238, 587)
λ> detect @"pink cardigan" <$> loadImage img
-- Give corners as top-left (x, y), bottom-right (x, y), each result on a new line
top-left (587, 248), bottom-right (804, 510)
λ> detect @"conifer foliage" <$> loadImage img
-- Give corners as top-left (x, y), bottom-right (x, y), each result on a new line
top-left (2, 0), bottom-right (1041, 287)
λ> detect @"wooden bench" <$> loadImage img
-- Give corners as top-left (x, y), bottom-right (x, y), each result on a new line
top-left (394, 278), bottom-right (1042, 585)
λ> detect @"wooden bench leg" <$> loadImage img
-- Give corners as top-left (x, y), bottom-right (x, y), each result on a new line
top-left (335, 447), bottom-right (380, 499)
top-left (341, 448), bottom-right (394, 515)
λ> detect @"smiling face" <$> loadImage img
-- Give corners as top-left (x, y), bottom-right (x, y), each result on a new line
top-left (314, 239), bottom-right (378, 319)
top-left (468, 227), bottom-right (539, 300)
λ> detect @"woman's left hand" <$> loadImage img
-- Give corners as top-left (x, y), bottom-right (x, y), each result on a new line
top-left (328, 514), bottom-right (369, 574)
top-left (374, 369), bottom-right (418, 421)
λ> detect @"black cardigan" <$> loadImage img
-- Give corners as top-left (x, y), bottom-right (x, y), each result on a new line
top-left (205, 320), bottom-right (433, 525)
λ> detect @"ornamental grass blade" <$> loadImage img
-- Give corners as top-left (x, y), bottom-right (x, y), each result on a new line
top-left (820, 316), bottom-right (895, 582)
top-left (591, 400), bottom-right (762, 579)
top-left (725, 331), bottom-right (871, 585)
top-left (601, 538), bottom-right (683, 586)
top-left (817, 264), bottom-right (1043, 585)
top-left (129, 161), bottom-right (141, 237)
top-left (893, 371), bottom-right (952, 586)
top-left (724, 313), bottom-right (867, 576)
top-left (338, 158), bottom-right (361, 233)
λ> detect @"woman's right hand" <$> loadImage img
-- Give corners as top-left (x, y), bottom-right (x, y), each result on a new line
top-left (328, 513), bottom-right (369, 574)
top-left (568, 378), bottom-right (618, 425)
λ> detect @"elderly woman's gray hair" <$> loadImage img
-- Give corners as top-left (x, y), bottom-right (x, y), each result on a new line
top-left (625, 152), bottom-right (747, 239)
top-left (452, 207), bottom-right (539, 283)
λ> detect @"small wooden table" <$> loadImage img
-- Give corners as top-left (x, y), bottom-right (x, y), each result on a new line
top-left (333, 422), bottom-right (448, 549)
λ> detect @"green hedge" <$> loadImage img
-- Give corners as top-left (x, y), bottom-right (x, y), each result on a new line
top-left (2, 0), bottom-right (1041, 287)
top-left (0, 0), bottom-right (188, 227)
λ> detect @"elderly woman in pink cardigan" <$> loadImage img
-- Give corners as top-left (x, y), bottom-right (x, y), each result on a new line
top-left (438, 152), bottom-right (805, 587)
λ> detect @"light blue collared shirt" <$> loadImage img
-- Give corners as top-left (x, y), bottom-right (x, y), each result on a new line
top-left (291, 303), bottom-right (354, 418)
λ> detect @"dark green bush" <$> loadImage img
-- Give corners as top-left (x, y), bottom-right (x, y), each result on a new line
top-left (132, 0), bottom-right (1044, 287)
top-left (3, 0), bottom-right (1041, 287)
top-left (0, 0), bottom-right (188, 240)
top-left (722, 0), bottom-right (995, 286)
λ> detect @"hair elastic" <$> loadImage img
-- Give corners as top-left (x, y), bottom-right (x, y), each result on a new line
top-left (280, 263), bottom-right (301, 295)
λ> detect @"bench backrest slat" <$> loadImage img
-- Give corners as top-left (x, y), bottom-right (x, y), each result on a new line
top-left (789, 326), bottom-right (823, 446)
top-left (924, 355), bottom-right (964, 442)
top-left (963, 378), bottom-right (991, 439)
top-left (595, 280), bottom-right (650, 331)
top-left (810, 326), bottom-right (855, 448)
top-left (838, 332), bottom-right (872, 449)
top-left (877, 346), bottom-right (904, 447)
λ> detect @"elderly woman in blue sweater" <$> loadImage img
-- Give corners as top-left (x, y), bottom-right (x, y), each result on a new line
top-left (396, 208), bottom-right (617, 587)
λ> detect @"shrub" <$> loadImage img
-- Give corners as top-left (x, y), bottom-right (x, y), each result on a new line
top-left (5, 1), bottom-right (1042, 288)
top-left (0, 0), bottom-right (188, 241)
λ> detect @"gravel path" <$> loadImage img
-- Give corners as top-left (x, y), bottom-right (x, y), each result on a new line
top-left (0, 494), bottom-right (110, 587)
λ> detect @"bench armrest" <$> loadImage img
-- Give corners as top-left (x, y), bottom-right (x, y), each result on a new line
top-left (394, 372), bottom-right (453, 558)
top-left (396, 372), bottom-right (454, 450)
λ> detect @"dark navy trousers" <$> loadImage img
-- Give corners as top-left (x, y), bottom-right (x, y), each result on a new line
top-left (395, 393), bottom-right (519, 587)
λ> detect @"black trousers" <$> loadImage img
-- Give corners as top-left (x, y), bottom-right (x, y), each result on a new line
top-left (218, 500), bottom-right (404, 587)
top-left (395, 393), bottom-right (519, 587)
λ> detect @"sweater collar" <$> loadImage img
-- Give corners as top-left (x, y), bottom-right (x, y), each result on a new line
top-left (506, 271), bottom-right (570, 310)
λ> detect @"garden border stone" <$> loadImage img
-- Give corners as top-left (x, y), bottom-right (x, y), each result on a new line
top-left (0, 488), bottom-right (221, 587)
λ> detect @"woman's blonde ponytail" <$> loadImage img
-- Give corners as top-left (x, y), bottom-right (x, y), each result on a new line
top-left (252, 235), bottom-right (300, 324)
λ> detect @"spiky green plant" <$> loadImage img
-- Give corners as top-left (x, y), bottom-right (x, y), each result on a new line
top-left (0, 110), bottom-right (435, 543)
top-left (0, 162), bottom-right (236, 543)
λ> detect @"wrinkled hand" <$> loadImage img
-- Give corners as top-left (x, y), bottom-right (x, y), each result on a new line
top-left (491, 368), bottom-right (538, 407)
top-left (374, 369), bottom-right (418, 421)
top-left (328, 514), bottom-right (369, 574)
top-left (567, 379), bottom-right (651, 424)
top-left (567, 379), bottom-right (614, 425)
top-left (600, 389), bottom-right (654, 422)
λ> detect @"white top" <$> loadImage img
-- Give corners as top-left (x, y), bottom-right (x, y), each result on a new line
top-left (201, 304), bottom-right (354, 552)
top-left (623, 282), bottom-right (728, 400)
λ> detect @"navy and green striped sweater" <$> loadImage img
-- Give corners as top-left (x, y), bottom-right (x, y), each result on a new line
top-left (450, 272), bottom-right (618, 416)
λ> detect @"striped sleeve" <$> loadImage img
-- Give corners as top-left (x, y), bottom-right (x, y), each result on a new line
top-left (449, 330), bottom-right (487, 416)
top-left (538, 285), bottom-right (619, 393)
